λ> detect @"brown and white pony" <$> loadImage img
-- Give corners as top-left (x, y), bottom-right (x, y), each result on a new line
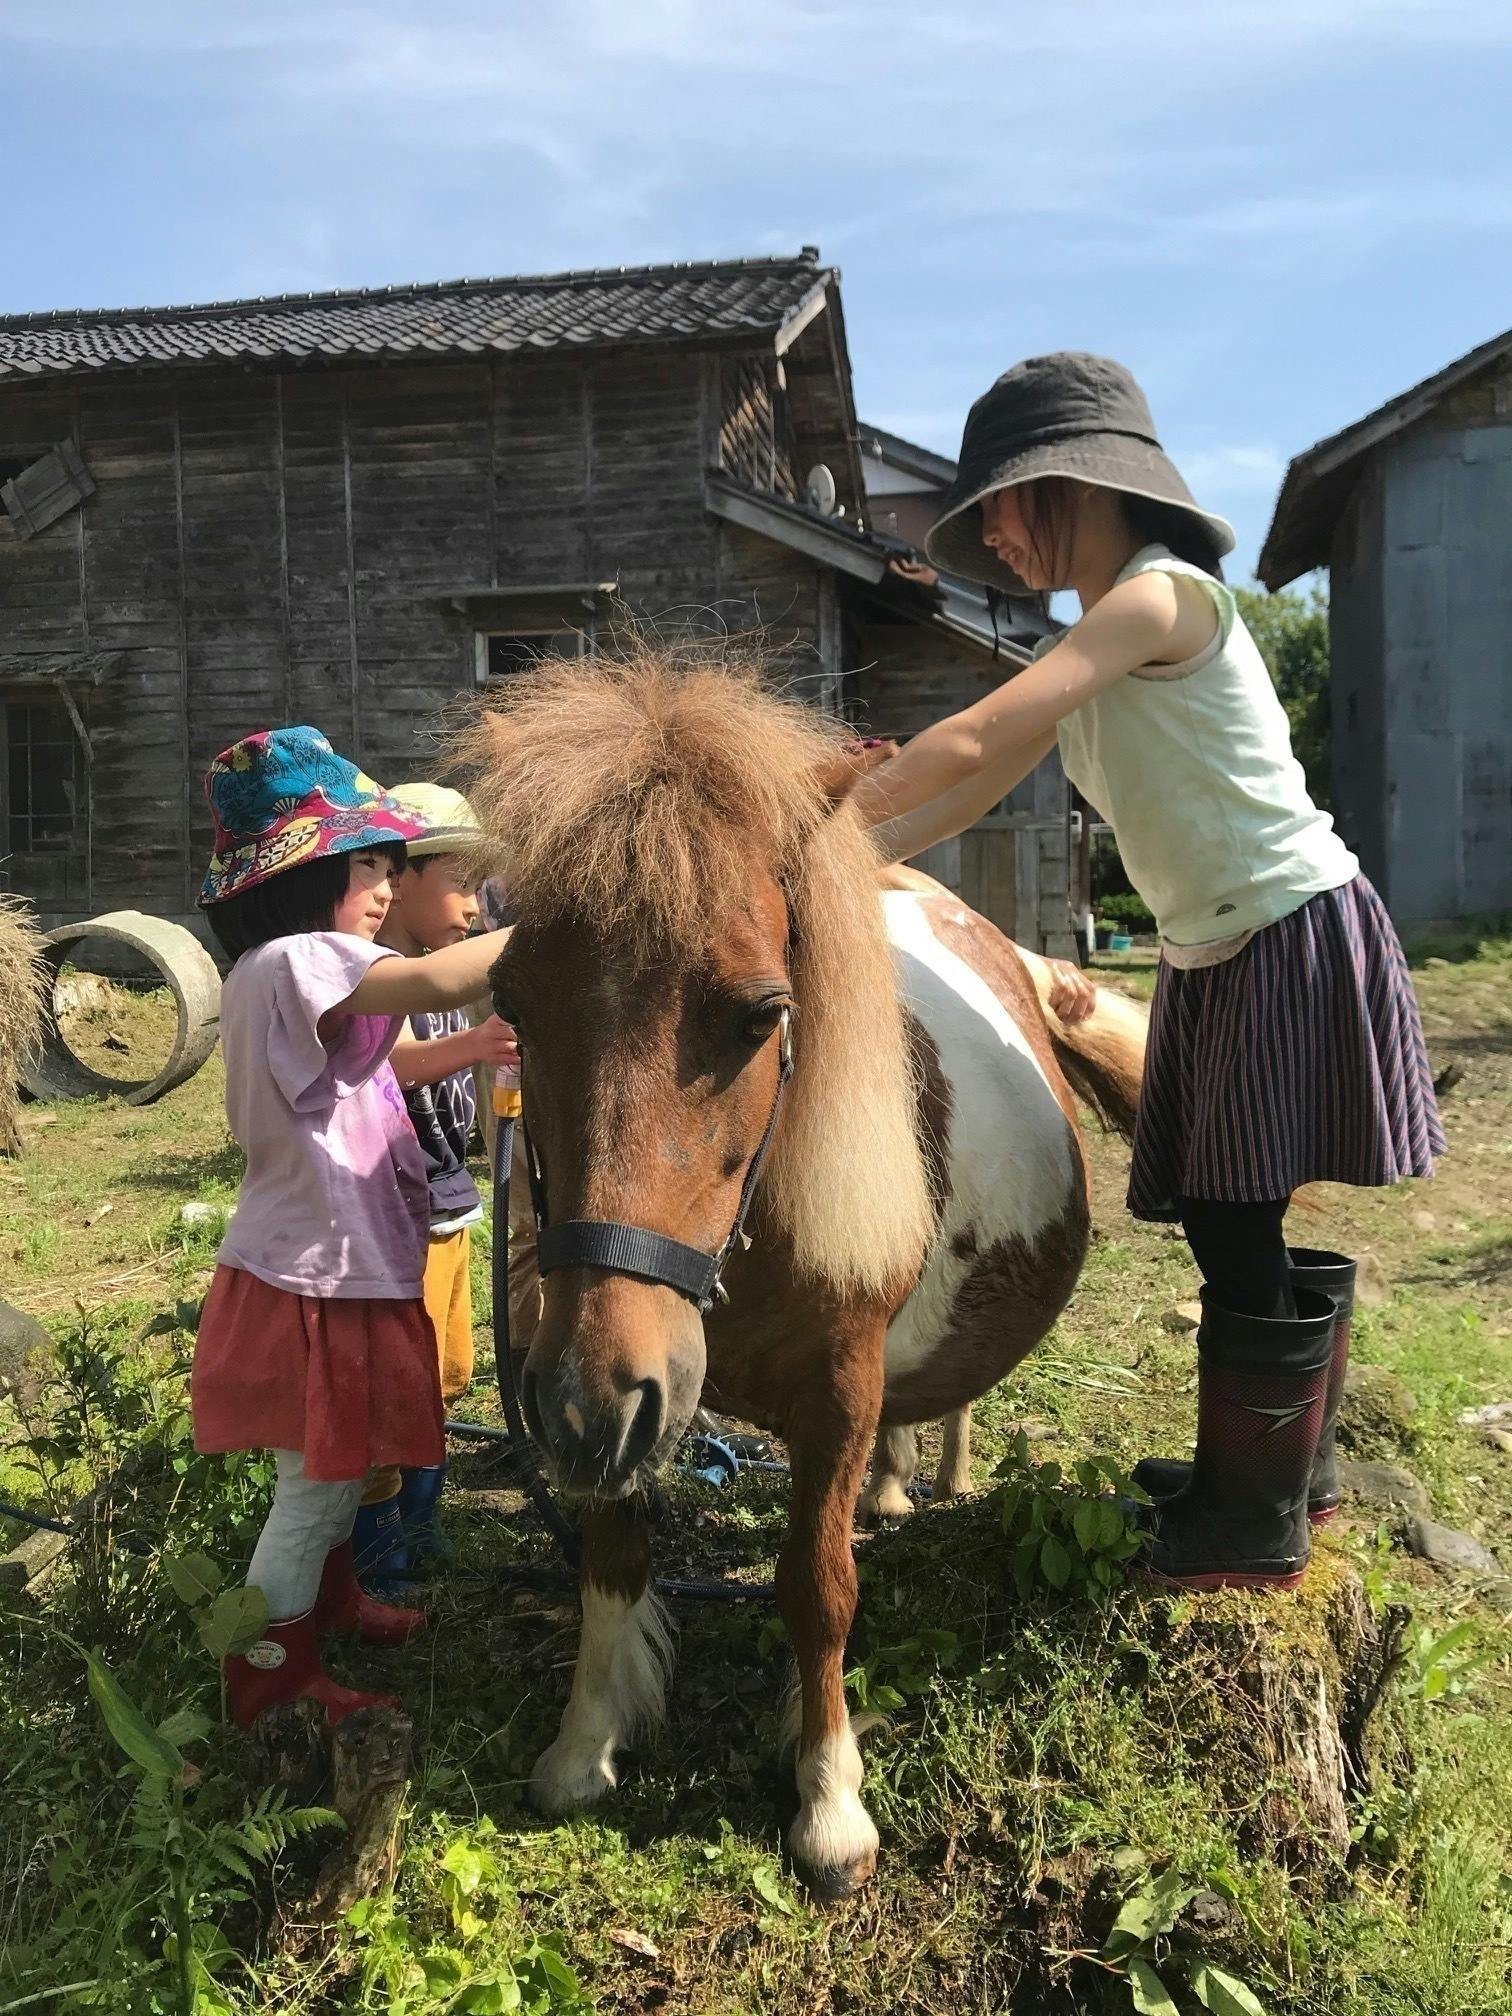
top-left (458, 650), bottom-right (1144, 1898)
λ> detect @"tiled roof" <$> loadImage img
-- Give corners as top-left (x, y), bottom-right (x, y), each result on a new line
top-left (0, 252), bottom-right (830, 384)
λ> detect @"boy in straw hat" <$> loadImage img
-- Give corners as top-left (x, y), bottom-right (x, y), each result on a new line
top-left (349, 782), bottom-right (516, 1593)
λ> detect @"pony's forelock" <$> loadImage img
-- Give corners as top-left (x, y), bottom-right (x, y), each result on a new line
top-left (449, 642), bottom-right (933, 1298)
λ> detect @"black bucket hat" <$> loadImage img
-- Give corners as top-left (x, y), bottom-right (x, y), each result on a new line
top-left (925, 353), bottom-right (1236, 594)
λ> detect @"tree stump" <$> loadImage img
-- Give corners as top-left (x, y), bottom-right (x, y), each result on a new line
top-left (1152, 1553), bottom-right (1409, 1875)
top-left (309, 1706), bottom-right (414, 1922)
top-left (255, 1699), bottom-right (415, 1931)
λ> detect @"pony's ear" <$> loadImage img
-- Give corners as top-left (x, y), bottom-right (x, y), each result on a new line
top-left (813, 738), bottom-right (900, 810)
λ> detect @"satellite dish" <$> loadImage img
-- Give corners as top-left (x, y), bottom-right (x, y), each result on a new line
top-left (805, 463), bottom-right (838, 517)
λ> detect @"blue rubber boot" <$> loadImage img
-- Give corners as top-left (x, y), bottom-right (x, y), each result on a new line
top-left (349, 1493), bottom-right (418, 1600)
top-left (396, 1463), bottom-right (454, 1570)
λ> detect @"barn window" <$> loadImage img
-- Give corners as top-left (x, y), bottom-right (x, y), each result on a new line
top-left (0, 441), bottom-right (95, 540)
top-left (4, 697), bottom-right (84, 852)
top-left (475, 629), bottom-right (587, 686)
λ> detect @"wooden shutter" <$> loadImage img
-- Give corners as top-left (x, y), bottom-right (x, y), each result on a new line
top-left (1, 441), bottom-right (96, 540)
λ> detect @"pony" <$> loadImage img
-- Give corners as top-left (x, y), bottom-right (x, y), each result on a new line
top-left (455, 646), bottom-right (1144, 1898)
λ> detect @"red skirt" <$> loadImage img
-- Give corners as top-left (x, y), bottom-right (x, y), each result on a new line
top-left (192, 1265), bottom-right (445, 1482)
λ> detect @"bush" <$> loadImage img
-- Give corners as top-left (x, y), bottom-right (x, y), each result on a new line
top-left (1096, 892), bottom-right (1155, 934)
top-left (1234, 583), bottom-right (1331, 807)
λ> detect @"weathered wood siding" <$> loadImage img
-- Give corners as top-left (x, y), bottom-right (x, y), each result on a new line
top-left (1330, 353), bottom-right (1512, 925)
top-left (0, 351), bottom-right (739, 923)
top-left (846, 615), bottom-right (1074, 950)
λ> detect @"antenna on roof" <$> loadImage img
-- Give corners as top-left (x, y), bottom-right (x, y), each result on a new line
top-left (805, 464), bottom-right (838, 517)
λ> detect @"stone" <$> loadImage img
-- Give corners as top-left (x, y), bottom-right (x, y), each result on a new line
top-left (1336, 1364), bottom-right (1417, 1456)
top-left (1162, 1302), bottom-right (1203, 1334)
top-left (1180, 1890), bottom-right (1242, 1940)
top-left (1459, 1400), bottom-right (1512, 1429)
top-left (1353, 1253), bottom-right (1390, 1311)
top-left (1336, 1458), bottom-right (1431, 1515)
top-left (1403, 1517), bottom-right (1503, 1579)
top-left (177, 1201), bottom-right (227, 1231)
top-left (1485, 1429), bottom-right (1512, 1457)
top-left (0, 1300), bottom-right (49, 1408)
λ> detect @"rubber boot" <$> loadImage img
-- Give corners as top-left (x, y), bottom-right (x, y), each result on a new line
top-left (1133, 1249), bottom-right (1356, 1525)
top-left (1137, 1286), bottom-right (1336, 1592)
top-left (396, 1463), bottom-right (453, 1569)
top-left (224, 1610), bottom-right (397, 1730)
top-left (314, 1539), bottom-right (426, 1646)
top-left (350, 1493), bottom-right (419, 1600)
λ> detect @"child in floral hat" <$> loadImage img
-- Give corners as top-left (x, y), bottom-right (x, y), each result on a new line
top-left (193, 728), bottom-right (515, 1730)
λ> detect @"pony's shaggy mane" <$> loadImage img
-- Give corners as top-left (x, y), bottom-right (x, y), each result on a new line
top-left (451, 644), bottom-right (933, 1298)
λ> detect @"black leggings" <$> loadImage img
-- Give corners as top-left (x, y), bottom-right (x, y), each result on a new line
top-left (1179, 1197), bottom-right (1296, 1320)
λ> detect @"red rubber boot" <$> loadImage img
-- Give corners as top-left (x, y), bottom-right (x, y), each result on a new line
top-left (224, 1610), bottom-right (397, 1730)
top-left (314, 1539), bottom-right (427, 1646)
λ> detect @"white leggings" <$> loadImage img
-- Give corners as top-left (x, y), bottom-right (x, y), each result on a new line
top-left (246, 1450), bottom-right (364, 1622)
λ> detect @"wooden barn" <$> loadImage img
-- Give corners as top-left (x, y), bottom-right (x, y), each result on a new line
top-left (0, 249), bottom-right (1074, 950)
top-left (1260, 327), bottom-right (1512, 927)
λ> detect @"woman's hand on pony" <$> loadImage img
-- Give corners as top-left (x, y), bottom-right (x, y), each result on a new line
top-left (1046, 958), bottom-right (1097, 1027)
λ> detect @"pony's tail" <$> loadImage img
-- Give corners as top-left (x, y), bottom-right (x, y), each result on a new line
top-left (1015, 947), bottom-right (1147, 1147)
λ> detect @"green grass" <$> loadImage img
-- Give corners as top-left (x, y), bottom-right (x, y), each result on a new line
top-left (2, 944), bottom-right (1510, 2013)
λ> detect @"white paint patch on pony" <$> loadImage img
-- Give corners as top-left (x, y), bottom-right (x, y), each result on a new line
top-left (880, 891), bottom-right (1079, 1386)
top-left (788, 1727), bottom-right (880, 1884)
top-left (530, 1584), bottom-right (673, 1816)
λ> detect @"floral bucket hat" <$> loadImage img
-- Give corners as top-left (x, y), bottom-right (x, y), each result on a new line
top-left (199, 726), bottom-right (428, 907)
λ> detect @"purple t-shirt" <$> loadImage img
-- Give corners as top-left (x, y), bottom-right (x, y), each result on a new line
top-left (217, 933), bottom-right (430, 1299)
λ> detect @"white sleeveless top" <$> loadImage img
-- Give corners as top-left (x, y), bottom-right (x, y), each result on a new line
top-left (1049, 546), bottom-right (1357, 956)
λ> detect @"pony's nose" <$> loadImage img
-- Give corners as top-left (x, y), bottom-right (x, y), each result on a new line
top-left (522, 1364), bottom-right (667, 1498)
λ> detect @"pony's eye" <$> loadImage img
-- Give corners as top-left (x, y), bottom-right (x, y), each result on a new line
top-left (741, 1002), bottom-right (787, 1047)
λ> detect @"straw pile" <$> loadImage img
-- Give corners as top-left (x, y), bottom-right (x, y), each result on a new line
top-left (0, 888), bottom-right (49, 1156)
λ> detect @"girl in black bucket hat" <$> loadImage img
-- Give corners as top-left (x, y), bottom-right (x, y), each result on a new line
top-left (853, 353), bottom-right (1445, 1595)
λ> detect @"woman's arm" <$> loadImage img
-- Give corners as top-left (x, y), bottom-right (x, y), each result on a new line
top-left (851, 572), bottom-right (1201, 836)
top-left (869, 728), bottom-right (1059, 863)
top-left (334, 929), bottom-right (512, 1021)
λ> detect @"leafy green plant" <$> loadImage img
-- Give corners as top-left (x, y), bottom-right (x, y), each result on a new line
top-left (993, 1432), bottom-right (1147, 1598)
top-left (1090, 1866), bottom-right (1272, 2014)
top-left (27, 1620), bottom-right (335, 2016)
top-left (846, 1628), bottom-right (959, 1713)
top-left (1097, 892), bottom-right (1156, 934)
top-left (348, 1825), bottom-right (589, 2013)
top-left (1233, 584), bottom-right (1330, 807)
top-left (164, 1549), bottom-right (270, 1724)
top-left (1409, 1619), bottom-right (1497, 1703)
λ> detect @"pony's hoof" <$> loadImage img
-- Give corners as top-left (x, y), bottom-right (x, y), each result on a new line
top-left (787, 1797), bottom-right (879, 1901)
top-left (529, 1737), bottom-right (617, 1817)
top-left (855, 1482), bottom-right (915, 1525)
top-left (793, 1841), bottom-right (878, 1903)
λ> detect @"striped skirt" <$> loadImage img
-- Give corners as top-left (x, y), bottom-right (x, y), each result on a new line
top-left (1128, 876), bottom-right (1446, 1222)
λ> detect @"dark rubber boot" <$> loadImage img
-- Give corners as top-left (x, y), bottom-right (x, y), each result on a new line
top-left (1287, 1249), bottom-right (1355, 1520)
top-left (350, 1493), bottom-right (418, 1600)
top-left (396, 1463), bottom-right (453, 1569)
top-left (1138, 1287), bottom-right (1336, 1592)
top-left (1134, 1249), bottom-right (1356, 1524)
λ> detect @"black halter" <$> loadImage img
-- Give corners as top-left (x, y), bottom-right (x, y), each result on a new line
top-left (521, 1010), bottom-right (793, 1315)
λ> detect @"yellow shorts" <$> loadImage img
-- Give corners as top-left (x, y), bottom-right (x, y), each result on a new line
top-left (363, 1225), bottom-right (474, 1503)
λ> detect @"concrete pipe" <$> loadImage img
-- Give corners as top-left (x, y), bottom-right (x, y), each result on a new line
top-left (23, 910), bottom-right (221, 1107)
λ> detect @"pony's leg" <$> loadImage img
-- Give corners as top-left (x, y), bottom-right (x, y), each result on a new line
top-left (855, 1423), bottom-right (917, 1523)
top-left (779, 1321), bottom-right (885, 1899)
top-left (529, 1498), bottom-right (672, 1816)
top-left (934, 1404), bottom-right (973, 1501)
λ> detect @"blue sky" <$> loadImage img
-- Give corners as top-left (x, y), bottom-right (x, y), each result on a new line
top-left (4, 0), bottom-right (1510, 580)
